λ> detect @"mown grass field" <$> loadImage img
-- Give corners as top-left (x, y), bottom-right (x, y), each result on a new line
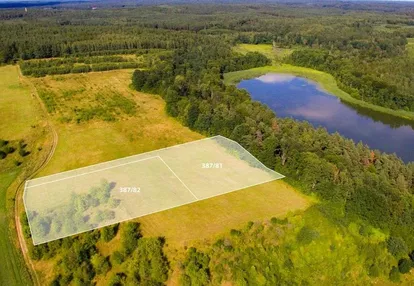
top-left (0, 66), bottom-right (42, 140)
top-left (0, 65), bottom-right (42, 286)
top-left (26, 69), bottom-right (312, 284)
top-left (224, 48), bottom-right (414, 121)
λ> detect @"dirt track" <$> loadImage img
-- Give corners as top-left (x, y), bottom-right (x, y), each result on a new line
top-left (14, 67), bottom-right (59, 286)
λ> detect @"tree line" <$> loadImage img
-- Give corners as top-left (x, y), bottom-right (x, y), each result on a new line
top-left (20, 56), bottom-right (142, 77)
top-left (1, 4), bottom-right (412, 111)
top-left (25, 222), bottom-right (169, 286)
top-left (287, 48), bottom-right (414, 111)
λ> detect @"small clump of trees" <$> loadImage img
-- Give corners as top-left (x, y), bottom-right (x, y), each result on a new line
top-left (180, 248), bottom-right (211, 286)
top-left (0, 139), bottom-right (30, 162)
top-left (0, 139), bottom-right (13, 159)
top-left (27, 179), bottom-right (118, 242)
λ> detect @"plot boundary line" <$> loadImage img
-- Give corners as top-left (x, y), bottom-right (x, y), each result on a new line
top-left (24, 135), bottom-right (286, 245)
top-left (26, 136), bottom-right (219, 185)
top-left (28, 155), bottom-right (201, 245)
top-left (26, 135), bottom-right (284, 185)
top-left (30, 177), bottom-right (283, 245)
top-left (23, 180), bottom-right (37, 247)
top-left (26, 156), bottom-right (161, 189)
top-left (225, 136), bottom-right (285, 179)
top-left (157, 155), bottom-right (199, 200)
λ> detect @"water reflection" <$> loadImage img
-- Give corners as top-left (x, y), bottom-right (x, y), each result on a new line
top-left (237, 74), bottom-right (414, 163)
top-left (256, 74), bottom-right (296, 84)
top-left (342, 100), bottom-right (414, 130)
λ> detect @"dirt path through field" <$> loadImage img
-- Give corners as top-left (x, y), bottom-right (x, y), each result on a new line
top-left (13, 67), bottom-right (59, 286)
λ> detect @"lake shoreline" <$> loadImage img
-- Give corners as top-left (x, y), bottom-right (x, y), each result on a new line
top-left (224, 64), bottom-right (414, 122)
top-left (237, 74), bottom-right (414, 163)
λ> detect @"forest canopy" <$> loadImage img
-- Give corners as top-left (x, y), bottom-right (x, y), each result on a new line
top-left (1, 3), bottom-right (413, 110)
top-left (2, 2), bottom-right (414, 285)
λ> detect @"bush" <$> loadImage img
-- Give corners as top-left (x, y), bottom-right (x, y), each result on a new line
top-left (389, 266), bottom-right (401, 282)
top-left (129, 238), bottom-right (169, 283)
top-left (71, 65), bottom-right (91, 73)
top-left (180, 248), bottom-right (210, 286)
top-left (18, 147), bottom-right (30, 157)
top-left (108, 273), bottom-right (125, 286)
top-left (38, 90), bottom-right (57, 113)
top-left (409, 250), bottom-right (414, 261)
top-left (132, 70), bottom-right (148, 90)
top-left (111, 251), bottom-right (124, 265)
top-left (0, 150), bottom-right (6, 159)
top-left (297, 226), bottom-right (320, 245)
top-left (101, 224), bottom-right (118, 242)
top-left (368, 264), bottom-right (380, 277)
top-left (3, 146), bottom-right (15, 154)
top-left (398, 258), bottom-right (413, 274)
top-left (20, 212), bottom-right (31, 239)
top-left (230, 229), bottom-right (242, 236)
top-left (29, 244), bottom-right (49, 261)
top-left (91, 254), bottom-right (111, 275)
top-left (72, 261), bottom-right (95, 284)
top-left (271, 217), bottom-right (288, 225)
top-left (91, 63), bottom-right (119, 71)
top-left (17, 140), bottom-right (30, 157)
top-left (121, 222), bottom-right (141, 255)
top-left (387, 236), bottom-right (408, 258)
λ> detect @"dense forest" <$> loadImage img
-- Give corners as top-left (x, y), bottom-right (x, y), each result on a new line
top-left (131, 22), bottom-right (414, 274)
top-left (1, 3), bottom-right (413, 110)
top-left (1, 2), bottom-right (414, 285)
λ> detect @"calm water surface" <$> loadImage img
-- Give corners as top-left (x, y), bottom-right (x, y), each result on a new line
top-left (237, 74), bottom-right (414, 163)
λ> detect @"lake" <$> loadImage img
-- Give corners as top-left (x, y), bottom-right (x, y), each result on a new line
top-left (237, 73), bottom-right (414, 163)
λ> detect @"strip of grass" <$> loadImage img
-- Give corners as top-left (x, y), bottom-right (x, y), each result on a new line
top-left (407, 38), bottom-right (414, 58)
top-left (0, 65), bottom-right (41, 139)
top-left (0, 171), bottom-right (31, 286)
top-left (233, 44), bottom-right (293, 63)
top-left (0, 65), bottom-right (46, 286)
top-left (224, 64), bottom-right (414, 121)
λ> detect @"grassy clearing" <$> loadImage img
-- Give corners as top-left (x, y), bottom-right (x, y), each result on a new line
top-left (138, 180), bottom-right (310, 248)
top-left (30, 70), bottom-right (204, 175)
top-left (27, 69), bottom-right (312, 285)
top-left (33, 72), bottom-right (138, 123)
top-left (233, 44), bottom-right (293, 63)
top-left (224, 64), bottom-right (414, 121)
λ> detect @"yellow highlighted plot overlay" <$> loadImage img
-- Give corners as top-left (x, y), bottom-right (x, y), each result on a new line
top-left (24, 136), bottom-right (284, 245)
